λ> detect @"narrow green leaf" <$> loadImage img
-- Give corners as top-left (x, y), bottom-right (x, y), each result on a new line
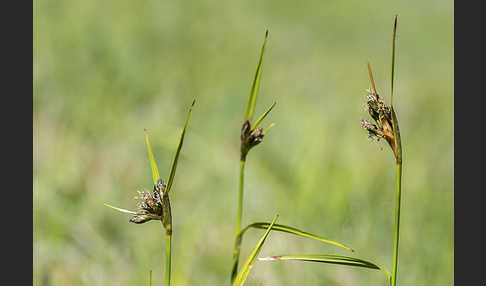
top-left (103, 203), bottom-right (162, 220)
top-left (145, 129), bottom-right (161, 185)
top-left (263, 123), bottom-right (275, 135)
top-left (390, 15), bottom-right (397, 106)
top-left (103, 203), bottom-right (138, 215)
top-left (239, 222), bottom-right (354, 252)
top-left (166, 99), bottom-right (195, 193)
top-left (259, 254), bottom-right (390, 282)
top-left (148, 270), bottom-right (152, 286)
top-left (244, 30), bottom-right (269, 123)
top-left (251, 101), bottom-right (276, 131)
top-left (233, 215), bottom-right (278, 286)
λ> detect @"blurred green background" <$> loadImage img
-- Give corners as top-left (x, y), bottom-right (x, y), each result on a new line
top-left (34, 0), bottom-right (453, 285)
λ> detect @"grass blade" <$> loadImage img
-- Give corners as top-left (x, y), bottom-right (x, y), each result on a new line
top-left (148, 270), bottom-right (152, 286)
top-left (251, 101), bottom-right (276, 131)
top-left (103, 203), bottom-right (162, 220)
top-left (103, 203), bottom-right (138, 215)
top-left (233, 215), bottom-right (278, 286)
top-left (244, 30), bottom-right (269, 123)
top-left (166, 99), bottom-right (195, 193)
top-left (145, 129), bottom-right (161, 185)
top-left (390, 15), bottom-right (397, 106)
top-left (259, 254), bottom-right (390, 282)
top-left (239, 222), bottom-right (354, 252)
top-left (263, 123), bottom-right (275, 135)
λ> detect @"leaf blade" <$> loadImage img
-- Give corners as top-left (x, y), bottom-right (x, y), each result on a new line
top-left (251, 101), bottom-right (276, 131)
top-left (233, 215), bottom-right (278, 286)
top-left (103, 203), bottom-right (162, 220)
top-left (244, 30), bottom-right (269, 123)
top-left (259, 254), bottom-right (390, 282)
top-left (390, 15), bottom-right (398, 106)
top-left (103, 203), bottom-right (138, 215)
top-left (166, 99), bottom-right (195, 194)
top-left (239, 222), bottom-right (354, 252)
top-left (144, 129), bottom-right (161, 185)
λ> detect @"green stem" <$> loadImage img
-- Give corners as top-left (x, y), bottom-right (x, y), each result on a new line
top-left (231, 159), bottom-right (246, 284)
top-left (165, 233), bottom-right (172, 286)
top-left (391, 162), bottom-right (402, 286)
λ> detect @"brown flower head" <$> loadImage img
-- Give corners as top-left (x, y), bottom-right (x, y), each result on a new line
top-left (361, 63), bottom-right (402, 164)
top-left (240, 120), bottom-right (266, 160)
top-left (129, 179), bottom-right (166, 224)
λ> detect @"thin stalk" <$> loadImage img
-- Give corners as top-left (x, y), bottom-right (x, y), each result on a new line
top-left (149, 270), bottom-right (152, 286)
top-left (391, 162), bottom-right (402, 286)
top-left (231, 159), bottom-right (246, 283)
top-left (236, 160), bottom-right (246, 235)
top-left (165, 233), bottom-right (172, 286)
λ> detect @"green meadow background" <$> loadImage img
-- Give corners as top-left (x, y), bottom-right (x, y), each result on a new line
top-left (34, 0), bottom-right (453, 285)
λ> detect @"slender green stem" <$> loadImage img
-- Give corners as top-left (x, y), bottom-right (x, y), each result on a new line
top-left (231, 159), bottom-right (246, 284)
top-left (236, 160), bottom-right (246, 235)
top-left (391, 162), bottom-right (402, 286)
top-left (165, 233), bottom-right (172, 286)
top-left (149, 270), bottom-right (152, 286)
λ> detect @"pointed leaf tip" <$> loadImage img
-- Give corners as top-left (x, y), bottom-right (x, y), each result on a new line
top-left (258, 254), bottom-right (390, 282)
top-left (263, 123), bottom-right (275, 135)
top-left (166, 100), bottom-right (195, 193)
top-left (251, 101), bottom-right (276, 131)
top-left (244, 31), bottom-right (269, 122)
top-left (145, 129), bottom-right (161, 185)
top-left (103, 203), bottom-right (138, 215)
top-left (390, 15), bottom-right (398, 106)
top-left (366, 61), bottom-right (378, 98)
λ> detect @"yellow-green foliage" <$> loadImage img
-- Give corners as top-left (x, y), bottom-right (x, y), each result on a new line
top-left (34, 0), bottom-right (453, 285)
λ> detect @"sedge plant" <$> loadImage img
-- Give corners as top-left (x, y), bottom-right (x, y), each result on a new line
top-left (259, 16), bottom-right (403, 286)
top-left (361, 15), bottom-right (403, 286)
top-left (104, 100), bottom-right (195, 286)
top-left (230, 30), bottom-right (356, 285)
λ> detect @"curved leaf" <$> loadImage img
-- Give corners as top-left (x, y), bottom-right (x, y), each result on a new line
top-left (233, 215), bottom-right (278, 286)
top-left (239, 222), bottom-right (354, 252)
top-left (259, 254), bottom-right (390, 283)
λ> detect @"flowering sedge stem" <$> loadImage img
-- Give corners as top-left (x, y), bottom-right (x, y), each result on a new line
top-left (165, 233), bottom-right (172, 286)
top-left (231, 159), bottom-right (246, 284)
top-left (391, 162), bottom-right (402, 286)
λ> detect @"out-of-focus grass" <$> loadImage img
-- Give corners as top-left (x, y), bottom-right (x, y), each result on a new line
top-left (34, 0), bottom-right (453, 285)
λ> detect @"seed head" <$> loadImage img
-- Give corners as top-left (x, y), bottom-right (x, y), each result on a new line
top-left (129, 179), bottom-right (167, 224)
top-left (240, 120), bottom-right (265, 160)
top-left (361, 64), bottom-right (402, 164)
